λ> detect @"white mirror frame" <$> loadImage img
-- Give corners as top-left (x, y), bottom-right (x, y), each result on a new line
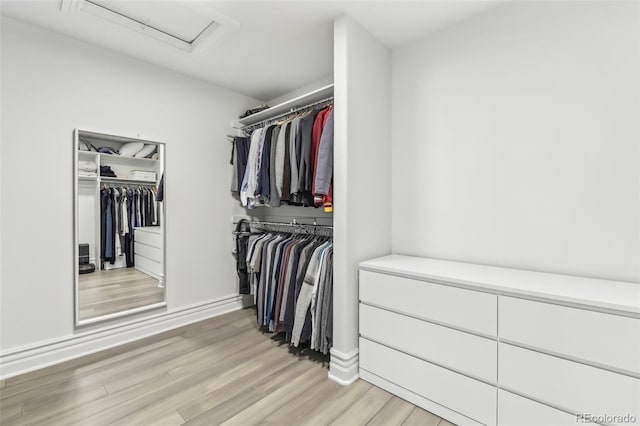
top-left (73, 128), bottom-right (167, 326)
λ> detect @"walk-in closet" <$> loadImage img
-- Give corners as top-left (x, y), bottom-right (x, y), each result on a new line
top-left (1, 1), bottom-right (638, 425)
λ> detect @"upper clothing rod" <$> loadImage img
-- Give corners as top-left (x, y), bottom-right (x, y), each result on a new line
top-left (239, 96), bottom-right (334, 131)
top-left (100, 181), bottom-right (157, 187)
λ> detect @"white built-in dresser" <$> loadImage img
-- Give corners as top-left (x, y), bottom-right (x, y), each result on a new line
top-left (134, 226), bottom-right (164, 287)
top-left (358, 255), bottom-right (640, 426)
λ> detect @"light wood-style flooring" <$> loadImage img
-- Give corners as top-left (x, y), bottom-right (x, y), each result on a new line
top-left (79, 268), bottom-right (165, 321)
top-left (0, 308), bottom-right (453, 426)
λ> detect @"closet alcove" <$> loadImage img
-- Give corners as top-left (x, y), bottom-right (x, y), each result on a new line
top-left (229, 15), bottom-right (393, 385)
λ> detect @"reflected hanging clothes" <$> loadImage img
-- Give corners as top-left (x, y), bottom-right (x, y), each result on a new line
top-left (100, 184), bottom-right (159, 269)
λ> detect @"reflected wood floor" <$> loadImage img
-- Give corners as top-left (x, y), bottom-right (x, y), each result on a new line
top-left (0, 308), bottom-right (454, 426)
top-left (78, 268), bottom-right (164, 321)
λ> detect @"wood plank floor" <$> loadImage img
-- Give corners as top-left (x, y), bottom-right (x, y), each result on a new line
top-left (0, 308), bottom-right (454, 426)
top-left (79, 268), bottom-right (165, 321)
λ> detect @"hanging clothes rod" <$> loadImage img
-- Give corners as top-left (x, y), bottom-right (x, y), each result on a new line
top-left (101, 181), bottom-right (157, 187)
top-left (249, 220), bottom-right (333, 229)
top-left (239, 96), bottom-right (334, 131)
top-left (233, 219), bottom-right (333, 236)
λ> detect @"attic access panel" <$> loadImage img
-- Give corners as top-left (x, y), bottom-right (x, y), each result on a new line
top-left (61, 0), bottom-right (235, 53)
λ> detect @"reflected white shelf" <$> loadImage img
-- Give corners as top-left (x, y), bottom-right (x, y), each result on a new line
top-left (78, 130), bottom-right (164, 145)
top-left (100, 176), bottom-right (157, 185)
top-left (79, 175), bottom-right (98, 181)
top-left (99, 152), bottom-right (158, 164)
top-left (78, 150), bottom-right (157, 162)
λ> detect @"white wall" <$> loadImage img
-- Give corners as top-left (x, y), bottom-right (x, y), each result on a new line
top-left (0, 17), bottom-right (256, 356)
top-left (331, 16), bottom-right (391, 384)
top-left (392, 1), bottom-right (640, 283)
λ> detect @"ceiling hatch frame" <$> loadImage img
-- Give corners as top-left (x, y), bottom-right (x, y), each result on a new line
top-left (60, 0), bottom-right (238, 54)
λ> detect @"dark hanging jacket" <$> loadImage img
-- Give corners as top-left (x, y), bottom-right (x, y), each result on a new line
top-left (235, 220), bottom-right (252, 294)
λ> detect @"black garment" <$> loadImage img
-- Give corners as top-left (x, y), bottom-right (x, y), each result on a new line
top-left (297, 109), bottom-right (322, 193)
top-left (290, 191), bottom-right (314, 207)
top-left (281, 124), bottom-right (292, 203)
top-left (240, 105), bottom-right (269, 118)
top-left (146, 189), bottom-right (153, 226)
top-left (126, 189), bottom-right (135, 267)
top-left (257, 234), bottom-right (277, 326)
top-left (157, 174), bottom-right (164, 202)
top-left (100, 189), bottom-right (108, 261)
top-left (286, 122), bottom-right (303, 202)
top-left (234, 136), bottom-right (251, 195)
top-left (98, 146), bottom-right (119, 155)
top-left (235, 220), bottom-right (251, 295)
top-left (258, 125), bottom-right (276, 199)
top-left (134, 190), bottom-right (140, 227)
top-left (100, 165), bottom-right (117, 177)
top-left (289, 110), bottom-right (321, 207)
top-left (100, 187), bottom-right (117, 263)
top-left (114, 187), bottom-right (127, 263)
top-left (109, 189), bottom-right (116, 264)
top-left (266, 235), bottom-right (287, 330)
top-left (142, 189), bottom-right (148, 226)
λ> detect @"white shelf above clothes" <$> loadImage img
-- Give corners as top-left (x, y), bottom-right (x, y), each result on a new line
top-left (233, 83), bottom-right (334, 129)
top-left (98, 152), bottom-right (159, 164)
top-left (100, 176), bottom-right (158, 185)
top-left (78, 150), bottom-right (157, 163)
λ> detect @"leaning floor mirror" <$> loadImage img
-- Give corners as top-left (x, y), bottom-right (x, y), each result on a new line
top-left (74, 129), bottom-right (166, 326)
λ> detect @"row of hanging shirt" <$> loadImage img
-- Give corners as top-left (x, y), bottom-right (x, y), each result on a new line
top-left (242, 228), bottom-right (334, 355)
top-left (231, 103), bottom-right (334, 212)
top-left (100, 185), bottom-right (159, 266)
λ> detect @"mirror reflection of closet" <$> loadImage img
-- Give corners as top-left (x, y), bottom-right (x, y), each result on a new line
top-left (74, 129), bottom-right (166, 326)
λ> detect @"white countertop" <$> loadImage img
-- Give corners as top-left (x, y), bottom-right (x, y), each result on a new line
top-left (360, 255), bottom-right (640, 315)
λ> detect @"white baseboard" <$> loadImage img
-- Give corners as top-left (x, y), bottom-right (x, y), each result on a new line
top-left (359, 369), bottom-right (483, 426)
top-left (328, 347), bottom-right (359, 385)
top-left (0, 294), bottom-right (254, 380)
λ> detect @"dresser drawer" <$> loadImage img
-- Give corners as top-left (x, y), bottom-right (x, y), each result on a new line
top-left (360, 338), bottom-right (497, 425)
top-left (359, 270), bottom-right (497, 336)
top-left (499, 296), bottom-right (640, 375)
top-left (499, 343), bottom-right (640, 424)
top-left (134, 228), bottom-right (162, 248)
top-left (498, 390), bottom-right (577, 426)
top-left (135, 254), bottom-right (163, 277)
top-left (134, 241), bottom-right (162, 262)
top-left (359, 303), bottom-right (497, 383)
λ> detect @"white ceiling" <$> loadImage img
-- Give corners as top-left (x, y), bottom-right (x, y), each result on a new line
top-left (0, 0), bottom-right (503, 101)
